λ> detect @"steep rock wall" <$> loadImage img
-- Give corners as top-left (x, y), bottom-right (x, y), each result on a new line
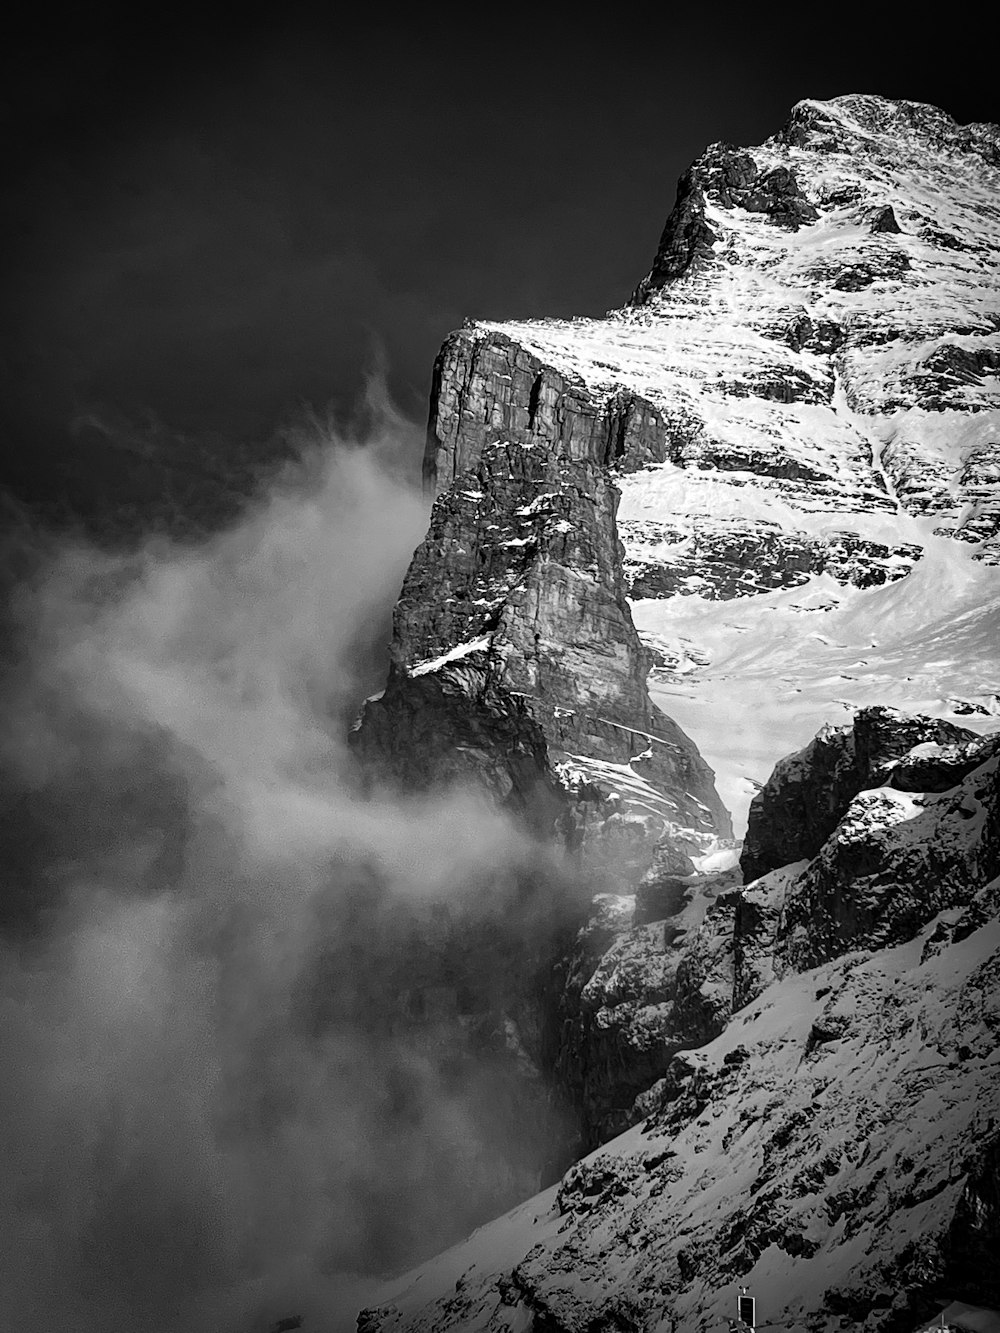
top-left (350, 302), bottom-right (733, 1218)
top-left (736, 716), bottom-right (1000, 997)
top-left (424, 330), bottom-right (672, 492)
top-left (741, 705), bottom-right (987, 881)
top-left (550, 854), bottom-right (739, 1153)
top-left (356, 339), bottom-right (731, 867)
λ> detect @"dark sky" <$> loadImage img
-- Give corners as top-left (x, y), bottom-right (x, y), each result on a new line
top-left (2, 7), bottom-right (996, 525)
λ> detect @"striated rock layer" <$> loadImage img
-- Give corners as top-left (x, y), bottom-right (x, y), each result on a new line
top-left (353, 430), bottom-right (729, 862)
top-left (355, 330), bottom-right (732, 872)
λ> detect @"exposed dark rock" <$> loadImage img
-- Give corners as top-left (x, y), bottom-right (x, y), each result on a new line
top-left (621, 520), bottom-right (921, 601)
top-left (714, 364), bottom-right (833, 405)
top-left (890, 733), bottom-right (999, 791)
top-left (351, 664), bottom-right (564, 831)
top-left (732, 871), bottom-right (790, 1010)
top-left (633, 875), bottom-right (689, 927)
top-left (630, 168), bottom-right (718, 301)
top-left (853, 707), bottom-right (986, 785)
top-left (871, 204), bottom-right (902, 233)
top-left (697, 146), bottom-right (759, 204)
top-left (775, 741), bottom-right (1000, 971)
top-left (633, 840), bottom-right (696, 925)
top-left (920, 223), bottom-right (968, 250)
top-left (741, 721), bottom-right (858, 883)
top-left (832, 248), bottom-right (911, 290)
top-left (741, 706), bottom-right (982, 882)
top-left (776, 98), bottom-right (847, 151)
top-left (669, 892), bottom-right (737, 1042)
top-left (939, 1133), bottom-right (1000, 1307)
top-left (899, 342), bottom-right (1000, 414)
top-left (632, 146), bottom-right (818, 303)
top-left (733, 720), bottom-right (1000, 1002)
top-left (356, 1307), bottom-right (396, 1333)
top-left (741, 164), bottom-right (820, 228)
top-left (923, 341), bottom-right (1000, 386)
top-left (777, 311), bottom-right (846, 354)
top-left (697, 149), bottom-right (820, 228)
top-left (551, 869), bottom-right (736, 1151)
top-left (556, 1153), bottom-right (643, 1215)
top-left (359, 437), bottom-right (730, 851)
top-left (424, 330), bottom-right (675, 494)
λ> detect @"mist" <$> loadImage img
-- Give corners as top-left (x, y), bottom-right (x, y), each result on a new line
top-left (0, 392), bottom-right (574, 1332)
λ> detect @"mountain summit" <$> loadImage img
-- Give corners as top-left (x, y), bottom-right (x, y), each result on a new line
top-left (352, 95), bottom-right (1000, 1331)
top-left (382, 92), bottom-right (1000, 830)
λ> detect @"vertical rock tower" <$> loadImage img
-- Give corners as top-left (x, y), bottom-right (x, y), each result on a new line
top-left (352, 347), bottom-right (733, 883)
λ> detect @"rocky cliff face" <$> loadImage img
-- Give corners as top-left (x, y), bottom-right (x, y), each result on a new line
top-left (741, 706), bottom-right (993, 881)
top-left (735, 710), bottom-right (1000, 992)
top-left (349, 92), bottom-right (1000, 1319)
top-left (355, 329), bottom-right (731, 870)
top-left (350, 310), bottom-right (737, 1192)
top-left (549, 850), bottom-right (740, 1154)
top-left (360, 712), bottom-right (1000, 1333)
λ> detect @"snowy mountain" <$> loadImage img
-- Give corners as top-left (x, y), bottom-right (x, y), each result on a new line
top-left (350, 94), bottom-right (1000, 1327)
top-left (409, 92), bottom-right (1000, 837)
top-left (359, 714), bottom-right (1000, 1333)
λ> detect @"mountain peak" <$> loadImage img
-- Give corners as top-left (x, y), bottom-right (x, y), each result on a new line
top-left (634, 90), bottom-right (1000, 301)
top-left (778, 93), bottom-right (1000, 162)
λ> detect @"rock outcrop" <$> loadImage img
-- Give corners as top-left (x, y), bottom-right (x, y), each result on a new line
top-left (741, 706), bottom-right (989, 881)
top-left (622, 520), bottom-right (922, 600)
top-left (360, 710), bottom-right (1000, 1333)
top-left (353, 434), bottom-right (729, 863)
top-left (550, 854), bottom-right (740, 1153)
top-left (735, 715), bottom-right (1000, 998)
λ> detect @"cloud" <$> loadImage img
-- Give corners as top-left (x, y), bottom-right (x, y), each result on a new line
top-left (0, 389), bottom-right (574, 1332)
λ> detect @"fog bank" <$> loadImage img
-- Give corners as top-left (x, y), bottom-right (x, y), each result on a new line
top-left (0, 395), bottom-right (571, 1332)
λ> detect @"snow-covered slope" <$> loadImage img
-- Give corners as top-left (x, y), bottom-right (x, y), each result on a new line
top-left (363, 909), bottom-right (1000, 1333)
top-left (641, 535), bottom-right (1000, 835)
top-left (359, 724), bottom-right (1000, 1333)
top-left (423, 93), bottom-right (1000, 834)
top-left (365, 913), bottom-right (999, 1332)
top-left (485, 95), bottom-right (1000, 550)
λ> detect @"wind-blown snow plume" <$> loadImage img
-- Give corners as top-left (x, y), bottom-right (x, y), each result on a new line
top-left (0, 394), bottom-right (572, 1332)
